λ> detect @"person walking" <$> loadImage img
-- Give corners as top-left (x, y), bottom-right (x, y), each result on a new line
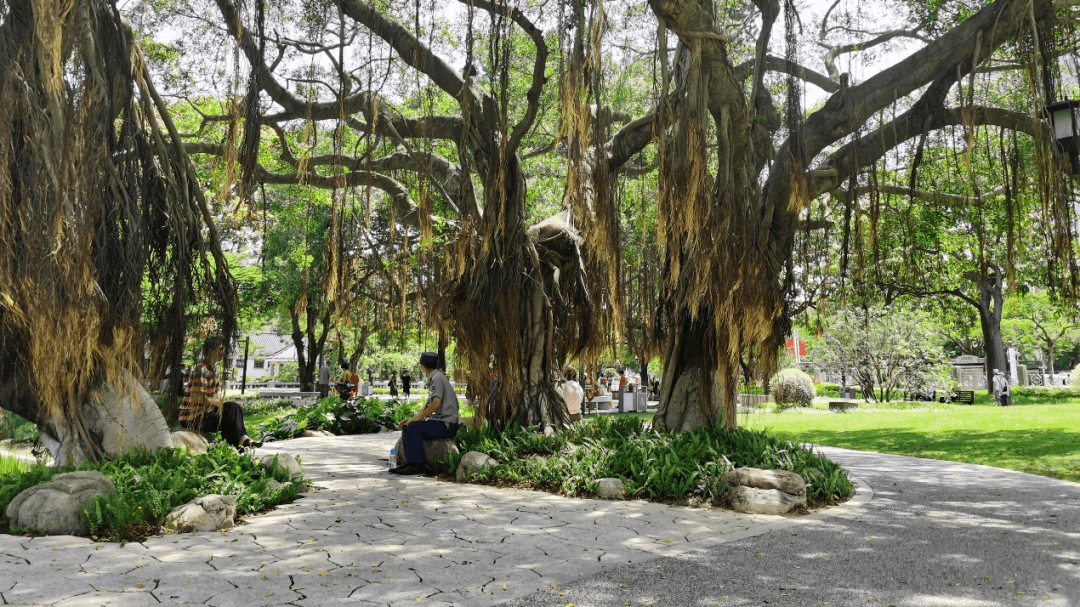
top-left (390, 352), bottom-right (459, 475)
top-left (401, 369), bottom-right (412, 401)
top-left (389, 371), bottom-right (399, 398)
top-left (180, 336), bottom-right (261, 449)
top-left (318, 359), bottom-right (331, 399)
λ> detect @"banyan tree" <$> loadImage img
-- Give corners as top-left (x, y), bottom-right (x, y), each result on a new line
top-left (6, 0), bottom-right (1079, 452)
top-left (0, 0), bottom-right (236, 463)
top-left (140, 0), bottom-right (1078, 432)
top-left (646, 0), bottom-right (1079, 430)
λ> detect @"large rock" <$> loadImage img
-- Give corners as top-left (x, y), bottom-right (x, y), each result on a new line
top-left (170, 431), bottom-right (209, 454)
top-left (164, 494), bottom-right (236, 532)
top-left (723, 467), bottom-right (807, 514)
top-left (722, 467), bottom-right (806, 498)
top-left (455, 451), bottom-right (498, 482)
top-left (5, 471), bottom-right (116, 535)
top-left (597, 478), bottom-right (625, 500)
top-left (261, 453), bottom-right (303, 481)
top-left (727, 485), bottom-right (805, 515)
top-left (393, 437), bottom-right (459, 469)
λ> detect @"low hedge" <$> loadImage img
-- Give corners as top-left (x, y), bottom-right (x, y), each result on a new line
top-left (443, 417), bottom-right (852, 509)
top-left (1012, 386), bottom-right (1080, 405)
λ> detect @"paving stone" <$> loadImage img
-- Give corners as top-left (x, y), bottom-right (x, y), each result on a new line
top-left (0, 433), bottom-right (863, 607)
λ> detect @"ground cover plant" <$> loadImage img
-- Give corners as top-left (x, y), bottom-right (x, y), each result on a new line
top-left (441, 417), bottom-right (852, 509)
top-left (256, 396), bottom-right (419, 441)
top-left (739, 400), bottom-right (1080, 482)
top-left (0, 444), bottom-right (303, 542)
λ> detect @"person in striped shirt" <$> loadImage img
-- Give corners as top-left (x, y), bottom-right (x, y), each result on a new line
top-left (181, 336), bottom-right (261, 448)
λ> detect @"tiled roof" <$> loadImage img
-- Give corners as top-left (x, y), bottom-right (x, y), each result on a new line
top-left (240, 332), bottom-right (294, 358)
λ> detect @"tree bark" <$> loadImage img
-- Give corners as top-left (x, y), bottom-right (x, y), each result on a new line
top-left (1, 370), bottom-right (172, 466)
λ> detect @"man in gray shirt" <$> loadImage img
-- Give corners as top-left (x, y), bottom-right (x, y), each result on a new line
top-left (390, 351), bottom-right (459, 475)
top-left (318, 360), bottom-right (331, 399)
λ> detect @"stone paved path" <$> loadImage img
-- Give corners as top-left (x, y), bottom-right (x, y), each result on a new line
top-left (0, 434), bottom-right (865, 606)
top-left (498, 446), bottom-right (1080, 607)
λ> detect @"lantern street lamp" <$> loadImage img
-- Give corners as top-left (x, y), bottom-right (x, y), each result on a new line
top-left (1044, 100), bottom-right (1080, 174)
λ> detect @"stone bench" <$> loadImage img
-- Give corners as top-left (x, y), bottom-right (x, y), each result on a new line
top-left (828, 401), bottom-right (858, 412)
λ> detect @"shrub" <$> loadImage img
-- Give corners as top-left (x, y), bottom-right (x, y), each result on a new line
top-left (450, 417), bottom-right (852, 507)
top-left (256, 396), bottom-right (418, 441)
top-left (1, 444), bottom-right (303, 541)
top-left (1070, 368), bottom-right (1080, 389)
top-left (772, 368), bottom-right (816, 408)
top-left (1011, 386), bottom-right (1080, 405)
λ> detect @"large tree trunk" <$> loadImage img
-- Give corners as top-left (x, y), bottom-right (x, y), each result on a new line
top-left (973, 273), bottom-right (1007, 389)
top-left (1, 370), bottom-right (172, 467)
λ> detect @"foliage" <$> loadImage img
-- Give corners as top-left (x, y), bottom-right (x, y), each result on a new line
top-left (1003, 291), bottom-right (1080, 374)
top-left (0, 453), bottom-right (34, 476)
top-left (256, 396), bottom-right (417, 441)
top-left (449, 418), bottom-right (852, 507)
top-left (271, 362), bottom-right (300, 382)
top-left (0, 444), bottom-right (302, 541)
top-left (817, 305), bottom-right (953, 402)
top-left (1011, 386), bottom-right (1080, 405)
top-left (815, 383), bottom-right (863, 399)
top-left (0, 411), bottom-right (38, 444)
top-left (772, 368), bottom-right (816, 408)
top-left (1072, 368), bottom-right (1080, 389)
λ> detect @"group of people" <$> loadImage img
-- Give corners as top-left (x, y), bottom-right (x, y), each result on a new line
top-left (177, 337), bottom-right (451, 467)
top-left (317, 361), bottom-right (361, 400)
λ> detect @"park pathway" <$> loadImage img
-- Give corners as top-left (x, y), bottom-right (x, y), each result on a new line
top-left (502, 446), bottom-right (1080, 607)
top-left (0, 434), bottom-right (865, 607)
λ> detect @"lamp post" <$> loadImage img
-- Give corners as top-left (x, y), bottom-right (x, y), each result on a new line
top-left (1044, 100), bottom-right (1080, 174)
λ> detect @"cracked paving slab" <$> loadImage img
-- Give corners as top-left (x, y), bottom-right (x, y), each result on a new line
top-left (0, 433), bottom-right (862, 607)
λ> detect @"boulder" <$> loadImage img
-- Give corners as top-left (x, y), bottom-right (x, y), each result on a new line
top-left (261, 453), bottom-right (303, 481)
top-left (170, 431), bottom-right (209, 454)
top-left (393, 437), bottom-right (459, 469)
top-left (455, 451), bottom-right (498, 482)
top-left (597, 478), bottom-right (625, 500)
top-left (722, 467), bottom-right (806, 498)
top-left (727, 485), bottom-right (805, 515)
top-left (722, 467), bottom-right (807, 515)
top-left (165, 494), bottom-right (236, 533)
top-left (300, 429), bottom-right (335, 438)
top-left (5, 471), bottom-right (116, 535)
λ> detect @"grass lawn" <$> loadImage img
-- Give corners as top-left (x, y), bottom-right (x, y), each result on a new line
top-left (737, 401), bottom-right (1080, 483)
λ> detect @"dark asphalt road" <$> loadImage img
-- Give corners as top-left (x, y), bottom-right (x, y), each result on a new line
top-left (498, 446), bottom-right (1080, 607)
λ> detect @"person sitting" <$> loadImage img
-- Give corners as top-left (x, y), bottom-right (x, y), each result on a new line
top-left (335, 363), bottom-right (354, 399)
top-left (390, 352), bottom-right (459, 475)
top-left (558, 367), bottom-right (584, 422)
top-left (180, 336), bottom-right (261, 449)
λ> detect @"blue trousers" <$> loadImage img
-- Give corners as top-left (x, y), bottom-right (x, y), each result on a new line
top-left (402, 420), bottom-right (458, 463)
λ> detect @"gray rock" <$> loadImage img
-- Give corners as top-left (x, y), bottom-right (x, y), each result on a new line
top-left (5, 471), bottom-right (116, 535)
top-left (727, 485), bottom-right (806, 515)
top-left (455, 451), bottom-right (498, 482)
top-left (300, 429), bottom-right (335, 438)
top-left (394, 437), bottom-right (459, 469)
top-left (170, 431), bottom-right (209, 454)
top-left (597, 478), bottom-right (625, 500)
top-left (165, 494), bottom-right (236, 532)
top-left (722, 467), bottom-right (806, 498)
top-left (261, 453), bottom-right (303, 481)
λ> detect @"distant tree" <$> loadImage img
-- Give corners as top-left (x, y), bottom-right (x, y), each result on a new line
top-left (818, 305), bottom-right (953, 402)
top-left (1003, 291), bottom-right (1080, 375)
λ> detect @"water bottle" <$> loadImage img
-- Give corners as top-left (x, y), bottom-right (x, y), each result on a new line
top-left (388, 447), bottom-right (397, 469)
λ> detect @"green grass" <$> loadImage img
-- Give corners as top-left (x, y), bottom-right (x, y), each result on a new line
top-left (738, 401), bottom-right (1080, 482)
top-left (0, 453), bottom-right (35, 476)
